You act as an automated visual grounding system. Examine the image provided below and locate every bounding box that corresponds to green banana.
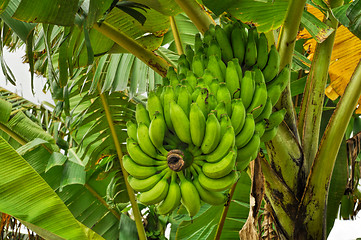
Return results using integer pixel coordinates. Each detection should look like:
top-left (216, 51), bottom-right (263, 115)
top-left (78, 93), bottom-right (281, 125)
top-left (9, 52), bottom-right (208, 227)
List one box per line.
top-left (126, 138), bottom-right (166, 166)
top-left (136, 103), bottom-right (151, 127)
top-left (244, 27), bottom-right (258, 67)
top-left (122, 155), bottom-right (167, 179)
top-left (202, 69), bottom-right (215, 86)
top-left (261, 125), bottom-right (279, 142)
top-left (192, 54), bottom-right (204, 77)
top-left (267, 64), bottom-right (290, 91)
top-left (196, 88), bottom-right (210, 118)
top-left (255, 120), bottom-right (266, 137)
top-left (147, 91), bottom-right (164, 119)
top-left (157, 171), bottom-right (182, 215)
top-left (126, 121), bottom-right (138, 141)
top-left (235, 113), bottom-right (255, 148)
top-left (200, 112), bottom-right (221, 154)
top-left (186, 71), bottom-right (198, 91)
top-left (215, 101), bottom-right (227, 120)
top-left (194, 164), bottom-right (238, 192)
top-left (206, 94), bottom-right (218, 114)
top-left (240, 71), bottom-right (255, 109)
top-left (178, 171), bottom-right (201, 217)
top-left (191, 166), bottom-right (228, 205)
top-left (216, 82), bottom-right (232, 116)
top-left (201, 125), bottom-right (235, 163)
top-left (178, 54), bottom-right (190, 70)
top-left (162, 86), bottom-right (176, 132)
top-left (247, 81), bottom-right (268, 119)
top-left (215, 25), bottom-right (234, 63)
top-left (200, 150), bottom-right (237, 179)
top-left (232, 58), bottom-right (243, 81)
top-left (220, 114), bottom-right (232, 139)
top-left (149, 111), bottom-right (168, 156)
top-left (225, 60), bottom-right (241, 98)
top-left (128, 168), bottom-right (168, 192)
top-left (266, 108), bottom-right (286, 130)
top-left (231, 99), bottom-right (246, 135)
top-left (185, 45), bottom-right (194, 65)
top-left (231, 23), bottom-right (246, 64)
top-left (203, 28), bottom-right (214, 46)
top-left (138, 170), bottom-right (171, 205)
top-left (194, 33), bottom-right (203, 53)
top-left (170, 101), bottom-right (192, 144)
top-left (267, 83), bottom-right (282, 106)
top-left (177, 85), bottom-right (192, 116)
top-left (137, 122), bottom-right (158, 158)
top-left (207, 39), bottom-right (222, 59)
top-left (167, 67), bottom-right (179, 89)
top-left (254, 97), bottom-right (272, 123)
top-left (191, 86), bottom-right (201, 103)
top-left (209, 78), bottom-right (220, 95)
top-left (189, 103), bottom-right (206, 147)
top-left (218, 57), bottom-right (227, 76)
top-left (236, 132), bottom-right (260, 163)
top-left (254, 67), bottom-right (265, 84)
top-left (262, 45), bottom-right (280, 82)
top-left (256, 32), bottom-right (269, 70)
top-left (207, 55), bottom-right (224, 82)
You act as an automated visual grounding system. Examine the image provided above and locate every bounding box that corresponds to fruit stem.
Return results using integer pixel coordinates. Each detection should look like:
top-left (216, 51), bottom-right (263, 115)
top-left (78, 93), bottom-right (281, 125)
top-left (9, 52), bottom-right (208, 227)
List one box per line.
top-left (170, 16), bottom-right (184, 55)
top-left (167, 149), bottom-right (185, 171)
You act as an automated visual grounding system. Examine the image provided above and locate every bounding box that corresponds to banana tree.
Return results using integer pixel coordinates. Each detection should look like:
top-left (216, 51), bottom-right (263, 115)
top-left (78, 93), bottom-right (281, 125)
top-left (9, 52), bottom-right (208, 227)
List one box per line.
top-left (1, 0), bottom-right (361, 239)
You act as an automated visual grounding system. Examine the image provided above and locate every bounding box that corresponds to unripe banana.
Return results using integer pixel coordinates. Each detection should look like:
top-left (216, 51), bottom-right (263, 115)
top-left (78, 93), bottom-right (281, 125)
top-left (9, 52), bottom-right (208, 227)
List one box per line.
top-left (128, 168), bottom-right (168, 192)
top-left (178, 54), bottom-right (190, 70)
top-left (231, 99), bottom-right (246, 135)
top-left (162, 86), bottom-right (176, 132)
top-left (207, 55), bottom-right (224, 82)
top-left (170, 101), bottom-right (192, 144)
top-left (216, 83), bottom-right (232, 116)
top-left (254, 97), bottom-right (272, 123)
top-left (202, 69), bottom-right (215, 86)
top-left (255, 120), bottom-right (266, 137)
top-left (137, 122), bottom-right (158, 158)
top-left (157, 172), bottom-right (182, 215)
top-left (262, 45), bottom-right (280, 82)
top-left (218, 57), bottom-right (227, 76)
top-left (189, 103), bottom-right (206, 147)
top-left (266, 108), bottom-right (286, 130)
top-left (136, 103), bottom-right (151, 127)
top-left (178, 171), bottom-right (201, 217)
top-left (149, 111), bottom-right (168, 156)
top-left (232, 58), bottom-right (243, 81)
top-left (207, 39), bottom-right (222, 60)
top-left (185, 45), bottom-right (194, 65)
top-left (147, 91), bottom-right (163, 119)
top-left (254, 67), bottom-right (265, 84)
top-left (215, 101), bottom-right (227, 120)
top-left (267, 83), bottom-right (282, 107)
top-left (215, 25), bottom-right (234, 63)
top-left (201, 112), bottom-right (221, 154)
top-left (247, 81), bottom-right (268, 119)
top-left (267, 64), bottom-right (290, 91)
top-left (186, 71), bottom-right (198, 91)
top-left (206, 94), bottom-right (218, 114)
top-left (126, 121), bottom-right (138, 141)
top-left (220, 114), bottom-right (232, 139)
top-left (191, 86), bottom-right (201, 102)
top-left (126, 138), bottom-right (166, 166)
top-left (235, 113), bottom-right (255, 148)
top-left (122, 155), bottom-right (167, 179)
top-left (196, 88), bottom-right (209, 118)
top-left (201, 125), bottom-right (235, 163)
top-left (190, 166), bottom-right (228, 205)
top-left (261, 125), bottom-right (279, 142)
top-left (244, 27), bottom-right (258, 67)
top-left (194, 164), bottom-right (238, 192)
top-left (236, 132), bottom-right (260, 163)
top-left (194, 33), bottom-right (203, 53)
top-left (225, 60), bottom-right (241, 98)
top-left (231, 23), bottom-right (247, 64)
top-left (177, 85), bottom-right (192, 116)
top-left (209, 78), bottom-right (220, 95)
top-left (203, 29), bottom-right (213, 46)
top-left (256, 32), bottom-right (269, 70)
top-left (240, 71), bottom-right (255, 109)
top-left (200, 150), bottom-right (237, 179)
top-left (138, 170), bottom-right (171, 205)
top-left (192, 54), bottom-right (204, 77)
top-left (167, 67), bottom-right (180, 89)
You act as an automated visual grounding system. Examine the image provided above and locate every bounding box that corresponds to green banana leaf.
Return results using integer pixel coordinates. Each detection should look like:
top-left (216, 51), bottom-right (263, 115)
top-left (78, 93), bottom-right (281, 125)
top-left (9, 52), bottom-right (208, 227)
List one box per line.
top-left (0, 135), bottom-right (104, 240)
top-left (333, 0), bottom-right (361, 40)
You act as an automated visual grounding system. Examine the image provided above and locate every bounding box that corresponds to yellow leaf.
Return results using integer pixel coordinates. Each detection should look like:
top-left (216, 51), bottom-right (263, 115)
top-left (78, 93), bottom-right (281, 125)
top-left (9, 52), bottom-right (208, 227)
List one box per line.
top-left (299, 5), bottom-right (361, 113)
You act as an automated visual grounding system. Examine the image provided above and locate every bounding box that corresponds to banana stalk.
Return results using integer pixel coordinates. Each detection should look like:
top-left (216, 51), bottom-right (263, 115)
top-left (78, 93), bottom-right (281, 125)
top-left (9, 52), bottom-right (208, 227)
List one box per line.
top-left (170, 16), bottom-right (184, 55)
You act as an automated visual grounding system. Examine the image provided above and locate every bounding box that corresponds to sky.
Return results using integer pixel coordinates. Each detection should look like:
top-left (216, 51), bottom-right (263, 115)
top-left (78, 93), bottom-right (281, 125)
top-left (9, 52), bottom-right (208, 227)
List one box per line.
top-left (1, 47), bottom-right (361, 240)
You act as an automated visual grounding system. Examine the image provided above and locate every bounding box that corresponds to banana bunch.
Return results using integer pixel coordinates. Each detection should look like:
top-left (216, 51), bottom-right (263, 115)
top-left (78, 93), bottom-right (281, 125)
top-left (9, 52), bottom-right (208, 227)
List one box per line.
top-left (123, 20), bottom-right (291, 218)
